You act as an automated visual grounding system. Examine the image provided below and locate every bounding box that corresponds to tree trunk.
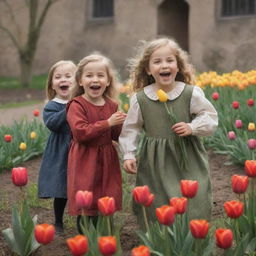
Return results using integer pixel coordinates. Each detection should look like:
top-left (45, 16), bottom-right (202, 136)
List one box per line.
top-left (19, 56), bottom-right (32, 88)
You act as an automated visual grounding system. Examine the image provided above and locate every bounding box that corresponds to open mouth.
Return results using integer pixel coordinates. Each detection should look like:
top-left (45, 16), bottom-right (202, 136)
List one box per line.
top-left (90, 85), bottom-right (101, 90)
top-left (159, 72), bottom-right (171, 77)
top-left (60, 85), bottom-right (69, 92)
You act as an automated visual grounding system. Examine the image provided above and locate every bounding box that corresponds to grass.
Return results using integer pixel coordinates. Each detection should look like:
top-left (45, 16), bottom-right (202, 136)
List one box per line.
top-left (0, 100), bottom-right (43, 109)
top-left (0, 74), bottom-right (47, 90)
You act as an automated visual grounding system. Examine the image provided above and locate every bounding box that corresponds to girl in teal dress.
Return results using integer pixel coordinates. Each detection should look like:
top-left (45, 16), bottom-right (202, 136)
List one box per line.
top-left (119, 37), bottom-right (218, 226)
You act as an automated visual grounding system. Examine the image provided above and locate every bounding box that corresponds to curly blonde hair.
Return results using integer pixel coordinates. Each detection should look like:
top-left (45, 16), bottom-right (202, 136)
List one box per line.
top-left (71, 53), bottom-right (120, 102)
top-left (46, 60), bottom-right (76, 100)
top-left (128, 37), bottom-right (195, 92)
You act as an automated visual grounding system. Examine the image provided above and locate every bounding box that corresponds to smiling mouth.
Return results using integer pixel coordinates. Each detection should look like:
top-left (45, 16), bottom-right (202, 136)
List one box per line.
top-left (60, 85), bottom-right (69, 91)
top-left (159, 72), bottom-right (171, 77)
top-left (90, 85), bottom-right (101, 90)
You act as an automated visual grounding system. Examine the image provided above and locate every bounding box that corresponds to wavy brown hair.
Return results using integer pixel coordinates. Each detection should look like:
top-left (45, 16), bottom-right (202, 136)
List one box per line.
top-left (71, 53), bottom-right (120, 102)
top-left (46, 60), bottom-right (76, 100)
top-left (128, 37), bottom-right (195, 92)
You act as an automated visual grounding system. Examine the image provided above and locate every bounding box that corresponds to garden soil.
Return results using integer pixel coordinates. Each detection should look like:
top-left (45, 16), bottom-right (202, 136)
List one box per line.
top-left (0, 89), bottom-right (245, 256)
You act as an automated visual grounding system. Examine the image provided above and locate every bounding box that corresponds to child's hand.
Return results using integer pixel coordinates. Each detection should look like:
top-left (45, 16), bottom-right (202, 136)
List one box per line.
top-left (171, 122), bottom-right (192, 137)
top-left (123, 159), bottom-right (137, 174)
top-left (108, 111), bottom-right (126, 126)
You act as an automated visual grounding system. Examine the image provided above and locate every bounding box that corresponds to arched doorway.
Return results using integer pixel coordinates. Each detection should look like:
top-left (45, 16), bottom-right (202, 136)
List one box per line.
top-left (157, 0), bottom-right (189, 51)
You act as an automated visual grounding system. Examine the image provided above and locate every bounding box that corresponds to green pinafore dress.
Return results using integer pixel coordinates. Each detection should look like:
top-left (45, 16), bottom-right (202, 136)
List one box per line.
top-left (134, 85), bottom-right (212, 227)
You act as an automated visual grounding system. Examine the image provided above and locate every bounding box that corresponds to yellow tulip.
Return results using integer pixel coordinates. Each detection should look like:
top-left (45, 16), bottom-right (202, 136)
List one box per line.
top-left (123, 103), bottom-right (129, 112)
top-left (248, 122), bottom-right (255, 131)
top-left (157, 89), bottom-right (168, 102)
top-left (30, 131), bottom-right (37, 139)
top-left (19, 142), bottom-right (27, 151)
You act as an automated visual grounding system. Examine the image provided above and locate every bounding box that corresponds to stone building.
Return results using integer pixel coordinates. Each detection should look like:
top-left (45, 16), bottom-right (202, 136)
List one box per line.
top-left (0, 0), bottom-right (255, 80)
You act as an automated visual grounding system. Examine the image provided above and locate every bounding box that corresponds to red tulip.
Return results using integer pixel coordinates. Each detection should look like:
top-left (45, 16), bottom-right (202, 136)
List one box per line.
top-left (227, 131), bottom-right (236, 140)
top-left (190, 219), bottom-right (209, 239)
top-left (224, 200), bottom-right (243, 219)
top-left (156, 205), bottom-right (175, 226)
top-left (133, 185), bottom-right (154, 207)
top-left (33, 109), bottom-right (40, 116)
top-left (180, 180), bottom-right (199, 198)
top-left (98, 197), bottom-right (116, 216)
top-left (247, 98), bottom-right (254, 107)
top-left (232, 101), bottom-right (239, 109)
top-left (34, 224), bottom-right (55, 245)
top-left (169, 197), bottom-right (187, 214)
top-left (11, 167), bottom-right (28, 186)
top-left (245, 160), bottom-right (256, 177)
top-left (67, 235), bottom-right (89, 256)
top-left (215, 228), bottom-right (233, 249)
top-left (231, 175), bottom-right (249, 194)
top-left (75, 190), bottom-right (93, 210)
top-left (235, 119), bottom-right (243, 129)
top-left (131, 245), bottom-right (150, 256)
top-left (212, 92), bottom-right (219, 101)
top-left (4, 134), bottom-right (12, 142)
top-left (248, 139), bottom-right (256, 150)
top-left (98, 236), bottom-right (117, 256)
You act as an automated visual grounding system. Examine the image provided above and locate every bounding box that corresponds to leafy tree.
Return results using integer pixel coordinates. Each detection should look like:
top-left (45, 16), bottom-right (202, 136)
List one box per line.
top-left (0, 0), bottom-right (59, 87)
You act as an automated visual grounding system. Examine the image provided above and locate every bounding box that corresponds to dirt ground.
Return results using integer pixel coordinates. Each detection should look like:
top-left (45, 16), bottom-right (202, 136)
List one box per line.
top-left (0, 88), bottom-right (246, 255)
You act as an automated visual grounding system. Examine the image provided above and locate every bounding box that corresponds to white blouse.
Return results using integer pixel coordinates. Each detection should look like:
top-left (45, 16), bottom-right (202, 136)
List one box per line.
top-left (119, 82), bottom-right (218, 160)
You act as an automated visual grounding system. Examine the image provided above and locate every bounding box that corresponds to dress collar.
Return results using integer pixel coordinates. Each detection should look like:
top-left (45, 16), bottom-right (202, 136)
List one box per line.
top-left (143, 81), bottom-right (186, 101)
top-left (52, 97), bottom-right (69, 104)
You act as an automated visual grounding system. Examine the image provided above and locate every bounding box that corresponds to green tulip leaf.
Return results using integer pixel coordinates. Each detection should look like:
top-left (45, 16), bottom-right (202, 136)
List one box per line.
top-left (2, 228), bottom-right (20, 255)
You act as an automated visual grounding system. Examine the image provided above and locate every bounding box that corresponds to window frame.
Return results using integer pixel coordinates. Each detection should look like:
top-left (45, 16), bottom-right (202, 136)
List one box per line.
top-left (87, 0), bottom-right (114, 22)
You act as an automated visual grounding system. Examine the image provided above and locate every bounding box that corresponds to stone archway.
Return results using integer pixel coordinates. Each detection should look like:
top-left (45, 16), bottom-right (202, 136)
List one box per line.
top-left (157, 0), bottom-right (189, 51)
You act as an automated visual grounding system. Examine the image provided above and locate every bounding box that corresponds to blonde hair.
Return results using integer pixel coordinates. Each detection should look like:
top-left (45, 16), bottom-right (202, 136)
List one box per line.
top-left (128, 37), bottom-right (195, 92)
top-left (71, 53), bottom-right (119, 101)
top-left (46, 60), bottom-right (76, 100)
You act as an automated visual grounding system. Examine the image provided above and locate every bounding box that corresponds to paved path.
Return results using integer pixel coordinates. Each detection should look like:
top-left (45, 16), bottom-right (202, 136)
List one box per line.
top-left (0, 102), bottom-right (45, 126)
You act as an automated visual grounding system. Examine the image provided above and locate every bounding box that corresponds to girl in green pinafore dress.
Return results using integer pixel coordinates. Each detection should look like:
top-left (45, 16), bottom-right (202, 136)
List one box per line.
top-left (119, 38), bottom-right (218, 227)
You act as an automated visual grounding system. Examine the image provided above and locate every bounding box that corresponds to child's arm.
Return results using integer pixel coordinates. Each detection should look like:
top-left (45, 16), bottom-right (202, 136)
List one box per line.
top-left (185, 86), bottom-right (218, 136)
top-left (43, 102), bottom-right (67, 132)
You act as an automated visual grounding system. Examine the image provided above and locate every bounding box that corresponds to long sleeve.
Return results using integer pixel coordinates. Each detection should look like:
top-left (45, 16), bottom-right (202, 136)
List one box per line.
top-left (119, 94), bottom-right (144, 160)
top-left (67, 100), bottom-right (110, 143)
top-left (43, 102), bottom-right (67, 132)
top-left (188, 86), bottom-right (218, 136)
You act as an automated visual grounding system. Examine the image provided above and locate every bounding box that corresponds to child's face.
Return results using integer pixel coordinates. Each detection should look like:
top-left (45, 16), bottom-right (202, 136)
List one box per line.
top-left (79, 61), bottom-right (110, 102)
top-left (147, 44), bottom-right (179, 91)
top-left (52, 63), bottom-right (75, 100)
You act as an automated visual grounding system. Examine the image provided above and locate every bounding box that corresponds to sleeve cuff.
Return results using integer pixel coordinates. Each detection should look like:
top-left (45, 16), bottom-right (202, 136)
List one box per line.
top-left (123, 152), bottom-right (136, 160)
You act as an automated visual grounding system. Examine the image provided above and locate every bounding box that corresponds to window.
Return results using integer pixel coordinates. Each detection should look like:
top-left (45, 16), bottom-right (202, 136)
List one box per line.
top-left (92, 0), bottom-right (114, 18)
top-left (221, 0), bottom-right (256, 17)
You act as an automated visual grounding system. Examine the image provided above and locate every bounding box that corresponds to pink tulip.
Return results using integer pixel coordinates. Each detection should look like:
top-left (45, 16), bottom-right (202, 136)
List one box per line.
top-left (228, 131), bottom-right (236, 140)
top-left (212, 92), bottom-right (219, 101)
top-left (235, 120), bottom-right (243, 129)
top-left (232, 101), bottom-right (239, 109)
top-left (75, 190), bottom-right (93, 210)
top-left (248, 139), bottom-right (256, 150)
top-left (247, 98), bottom-right (254, 107)
top-left (11, 167), bottom-right (28, 186)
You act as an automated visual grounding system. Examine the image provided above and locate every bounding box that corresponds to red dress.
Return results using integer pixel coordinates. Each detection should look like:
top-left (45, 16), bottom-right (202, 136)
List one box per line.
top-left (66, 96), bottom-right (122, 216)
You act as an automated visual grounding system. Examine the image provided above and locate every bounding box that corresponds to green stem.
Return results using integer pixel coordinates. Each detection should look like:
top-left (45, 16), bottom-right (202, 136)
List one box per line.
top-left (195, 239), bottom-right (202, 255)
top-left (142, 206), bottom-right (149, 234)
top-left (107, 216), bottom-right (112, 235)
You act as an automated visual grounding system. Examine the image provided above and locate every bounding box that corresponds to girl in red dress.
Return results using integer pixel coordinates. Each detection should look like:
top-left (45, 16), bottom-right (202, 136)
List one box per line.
top-left (66, 53), bottom-right (126, 232)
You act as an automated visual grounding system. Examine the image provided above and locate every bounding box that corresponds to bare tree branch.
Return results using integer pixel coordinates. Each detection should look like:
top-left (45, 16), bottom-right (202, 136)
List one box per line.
top-left (0, 25), bottom-right (21, 51)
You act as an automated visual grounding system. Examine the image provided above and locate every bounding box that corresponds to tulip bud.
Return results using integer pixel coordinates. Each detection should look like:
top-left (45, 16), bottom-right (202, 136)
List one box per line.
top-left (11, 167), bottom-right (28, 186)
top-left (133, 185), bottom-right (154, 207)
top-left (98, 236), bottom-right (117, 256)
top-left (34, 223), bottom-right (55, 245)
top-left (212, 92), bottom-right (219, 101)
top-left (30, 131), bottom-right (37, 139)
top-left (235, 120), bottom-right (243, 129)
top-left (131, 245), bottom-right (150, 256)
top-left (157, 89), bottom-right (168, 102)
top-left (4, 134), bottom-right (12, 142)
top-left (67, 235), bottom-right (89, 256)
top-left (75, 190), bottom-right (93, 210)
top-left (156, 205), bottom-right (175, 226)
top-left (232, 101), bottom-right (239, 109)
top-left (224, 200), bottom-right (243, 219)
top-left (98, 196), bottom-right (116, 216)
top-left (123, 103), bottom-right (129, 112)
top-left (231, 175), bottom-right (249, 194)
top-left (169, 197), bottom-right (187, 214)
top-left (180, 180), bottom-right (199, 198)
top-left (19, 142), bottom-right (27, 151)
top-left (215, 228), bottom-right (233, 249)
top-left (190, 219), bottom-right (209, 239)
top-left (247, 98), bottom-right (254, 107)
top-left (248, 139), bottom-right (256, 150)
top-left (248, 122), bottom-right (255, 131)
top-left (245, 160), bottom-right (256, 177)
top-left (227, 131), bottom-right (236, 140)
top-left (33, 109), bottom-right (40, 116)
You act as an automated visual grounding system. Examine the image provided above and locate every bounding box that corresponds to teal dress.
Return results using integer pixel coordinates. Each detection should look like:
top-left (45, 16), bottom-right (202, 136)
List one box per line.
top-left (134, 85), bottom-right (212, 226)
